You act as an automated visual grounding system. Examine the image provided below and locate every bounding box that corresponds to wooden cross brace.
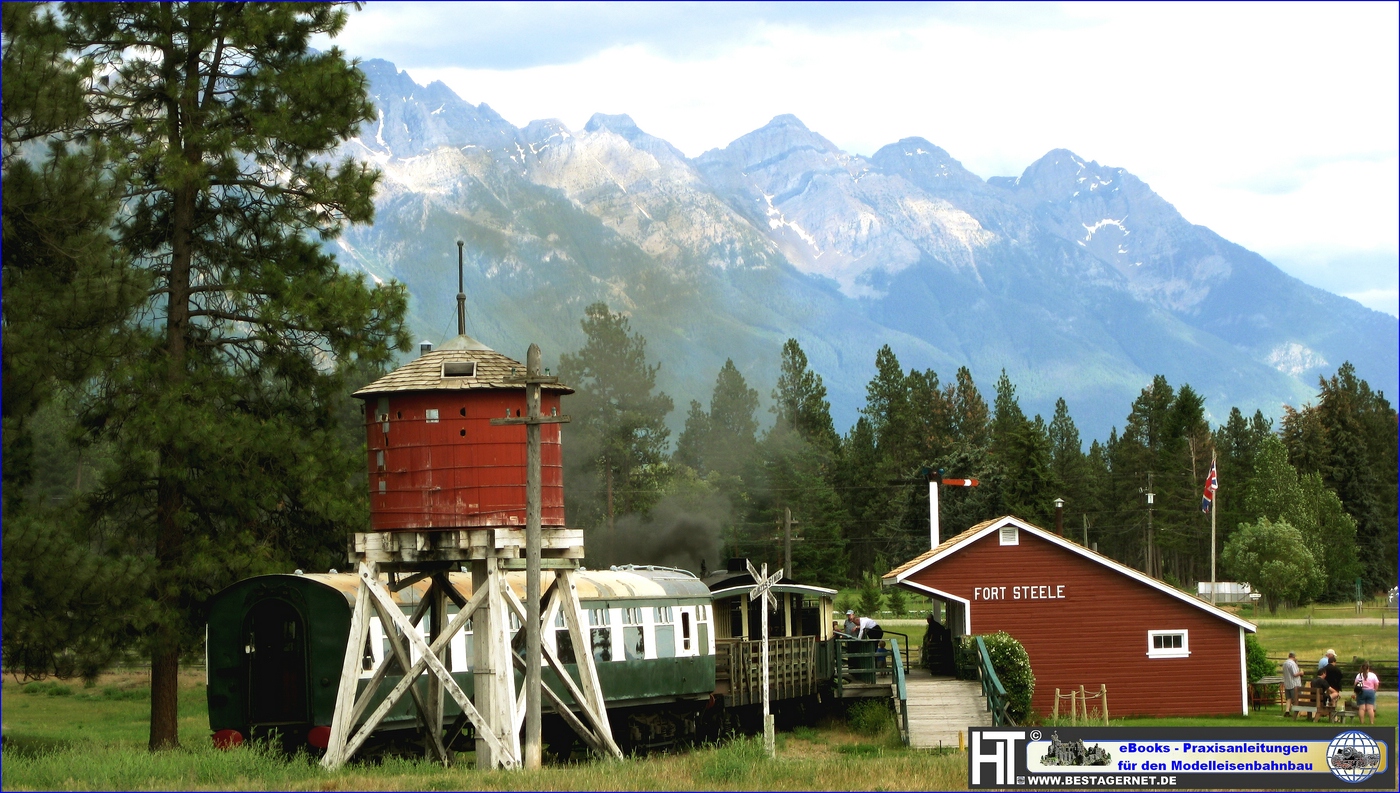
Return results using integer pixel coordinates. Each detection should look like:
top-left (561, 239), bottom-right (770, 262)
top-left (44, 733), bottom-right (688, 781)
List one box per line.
top-left (321, 561), bottom-right (621, 770)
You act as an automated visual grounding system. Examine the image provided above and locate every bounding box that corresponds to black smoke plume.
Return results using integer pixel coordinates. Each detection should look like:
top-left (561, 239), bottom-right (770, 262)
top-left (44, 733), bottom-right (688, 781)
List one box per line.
top-left (583, 492), bottom-right (729, 575)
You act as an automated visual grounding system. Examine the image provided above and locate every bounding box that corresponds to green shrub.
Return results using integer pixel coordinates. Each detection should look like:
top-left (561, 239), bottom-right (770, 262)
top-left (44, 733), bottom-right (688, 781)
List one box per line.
top-left (977, 631), bottom-right (1035, 724)
top-left (22, 681), bottom-right (74, 697)
top-left (1245, 634), bottom-right (1275, 683)
top-left (953, 635), bottom-right (979, 680)
top-left (847, 700), bottom-right (894, 737)
top-left (887, 587), bottom-right (908, 617)
top-left (857, 573), bottom-right (885, 616)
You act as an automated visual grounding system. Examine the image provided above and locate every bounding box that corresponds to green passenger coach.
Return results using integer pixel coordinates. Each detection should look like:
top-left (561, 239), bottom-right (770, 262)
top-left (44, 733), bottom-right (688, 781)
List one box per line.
top-left (206, 565), bottom-right (717, 755)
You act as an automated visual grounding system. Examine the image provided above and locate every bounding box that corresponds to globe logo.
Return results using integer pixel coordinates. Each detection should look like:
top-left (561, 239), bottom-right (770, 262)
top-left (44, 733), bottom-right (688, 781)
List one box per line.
top-left (1327, 730), bottom-right (1382, 783)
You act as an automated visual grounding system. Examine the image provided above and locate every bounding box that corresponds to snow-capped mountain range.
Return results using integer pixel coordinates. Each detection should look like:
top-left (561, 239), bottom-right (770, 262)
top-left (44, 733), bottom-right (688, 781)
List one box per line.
top-left (333, 59), bottom-right (1397, 438)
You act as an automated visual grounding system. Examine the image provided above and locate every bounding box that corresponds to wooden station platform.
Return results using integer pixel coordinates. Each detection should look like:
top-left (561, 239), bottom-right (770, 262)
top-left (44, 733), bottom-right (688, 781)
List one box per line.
top-left (902, 668), bottom-right (991, 749)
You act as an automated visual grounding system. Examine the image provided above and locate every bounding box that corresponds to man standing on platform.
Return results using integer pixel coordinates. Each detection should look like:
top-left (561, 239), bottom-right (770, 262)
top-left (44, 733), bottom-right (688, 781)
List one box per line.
top-left (1282, 652), bottom-right (1301, 714)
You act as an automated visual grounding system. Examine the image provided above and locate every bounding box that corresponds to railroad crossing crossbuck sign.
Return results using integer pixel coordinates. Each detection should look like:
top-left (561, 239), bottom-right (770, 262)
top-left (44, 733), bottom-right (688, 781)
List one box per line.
top-left (747, 561), bottom-right (783, 759)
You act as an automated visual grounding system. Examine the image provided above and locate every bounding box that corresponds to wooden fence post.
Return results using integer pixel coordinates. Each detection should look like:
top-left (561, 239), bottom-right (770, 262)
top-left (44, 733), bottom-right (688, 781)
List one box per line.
top-left (1101, 684), bottom-right (1109, 725)
top-left (1053, 688), bottom-right (1060, 721)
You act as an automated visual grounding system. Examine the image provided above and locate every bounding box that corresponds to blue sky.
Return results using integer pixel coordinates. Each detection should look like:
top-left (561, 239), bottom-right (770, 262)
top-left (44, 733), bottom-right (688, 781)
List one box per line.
top-left (320, 1), bottom-right (1399, 315)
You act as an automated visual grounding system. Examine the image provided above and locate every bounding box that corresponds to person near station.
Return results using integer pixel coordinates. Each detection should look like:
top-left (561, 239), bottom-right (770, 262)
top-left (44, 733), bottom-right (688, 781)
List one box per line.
top-left (1322, 655), bottom-right (1343, 707)
top-left (842, 609), bottom-right (861, 637)
top-left (1355, 661), bottom-right (1381, 725)
top-left (852, 611), bottom-right (883, 640)
top-left (1310, 667), bottom-right (1333, 711)
top-left (1318, 648), bottom-right (1337, 672)
top-left (1281, 651), bottom-right (1302, 714)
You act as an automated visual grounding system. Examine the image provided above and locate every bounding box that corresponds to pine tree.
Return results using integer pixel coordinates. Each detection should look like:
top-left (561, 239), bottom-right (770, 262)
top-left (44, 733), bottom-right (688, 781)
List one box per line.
top-left (951, 366), bottom-right (991, 450)
top-left (771, 338), bottom-right (838, 448)
top-left (62, 3), bottom-right (409, 749)
top-left (558, 302), bottom-right (674, 527)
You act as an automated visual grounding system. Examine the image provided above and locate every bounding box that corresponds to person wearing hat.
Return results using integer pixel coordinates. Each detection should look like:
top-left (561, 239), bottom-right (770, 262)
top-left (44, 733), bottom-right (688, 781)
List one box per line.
top-left (1281, 652), bottom-right (1301, 714)
top-left (842, 609), bottom-right (861, 637)
top-left (1318, 648), bottom-right (1336, 672)
top-left (848, 610), bottom-right (883, 640)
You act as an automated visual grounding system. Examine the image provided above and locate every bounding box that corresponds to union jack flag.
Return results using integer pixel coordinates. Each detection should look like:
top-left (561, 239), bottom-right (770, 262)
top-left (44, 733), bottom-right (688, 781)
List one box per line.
top-left (1200, 460), bottom-right (1218, 513)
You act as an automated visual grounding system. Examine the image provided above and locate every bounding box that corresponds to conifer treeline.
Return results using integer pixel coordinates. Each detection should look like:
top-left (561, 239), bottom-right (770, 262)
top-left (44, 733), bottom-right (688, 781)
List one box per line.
top-left (559, 304), bottom-right (1398, 598)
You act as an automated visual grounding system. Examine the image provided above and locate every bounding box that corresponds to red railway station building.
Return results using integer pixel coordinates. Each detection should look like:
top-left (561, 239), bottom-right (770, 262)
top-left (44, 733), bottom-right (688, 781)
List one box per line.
top-left (884, 515), bottom-right (1257, 718)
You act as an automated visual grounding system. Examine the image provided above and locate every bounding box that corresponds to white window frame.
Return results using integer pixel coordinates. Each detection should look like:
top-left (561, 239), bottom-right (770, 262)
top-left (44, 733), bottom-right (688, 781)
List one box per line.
top-left (1147, 629), bottom-right (1190, 658)
top-left (999, 525), bottom-right (1019, 546)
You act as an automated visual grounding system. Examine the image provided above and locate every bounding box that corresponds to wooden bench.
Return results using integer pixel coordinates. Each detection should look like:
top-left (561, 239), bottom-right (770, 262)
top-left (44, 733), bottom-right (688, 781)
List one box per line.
top-left (1291, 687), bottom-right (1334, 721)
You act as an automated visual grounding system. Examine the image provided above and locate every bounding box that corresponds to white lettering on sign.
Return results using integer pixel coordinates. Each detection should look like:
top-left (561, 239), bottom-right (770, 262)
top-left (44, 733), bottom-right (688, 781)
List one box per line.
top-left (974, 585), bottom-right (1067, 601)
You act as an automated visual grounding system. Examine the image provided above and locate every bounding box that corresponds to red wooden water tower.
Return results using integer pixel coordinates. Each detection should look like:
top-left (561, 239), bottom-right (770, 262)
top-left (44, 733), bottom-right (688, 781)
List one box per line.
top-left (353, 335), bottom-right (572, 531)
top-left (321, 245), bottom-right (617, 774)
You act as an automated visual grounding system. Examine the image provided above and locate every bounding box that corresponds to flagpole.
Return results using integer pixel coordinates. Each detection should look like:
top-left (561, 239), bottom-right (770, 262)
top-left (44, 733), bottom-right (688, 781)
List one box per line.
top-left (1210, 451), bottom-right (1217, 606)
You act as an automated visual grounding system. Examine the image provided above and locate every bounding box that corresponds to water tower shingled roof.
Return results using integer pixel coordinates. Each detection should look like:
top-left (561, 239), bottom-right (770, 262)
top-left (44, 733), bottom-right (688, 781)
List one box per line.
top-left (353, 334), bottom-right (575, 398)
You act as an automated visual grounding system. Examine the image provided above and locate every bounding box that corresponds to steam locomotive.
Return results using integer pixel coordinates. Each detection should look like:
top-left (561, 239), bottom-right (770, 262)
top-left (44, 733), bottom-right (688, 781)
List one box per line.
top-left (205, 559), bottom-right (872, 758)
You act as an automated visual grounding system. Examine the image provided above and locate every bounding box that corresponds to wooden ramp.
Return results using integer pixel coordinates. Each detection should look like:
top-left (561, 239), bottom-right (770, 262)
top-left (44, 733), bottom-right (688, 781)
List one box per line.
top-left (902, 668), bottom-right (991, 750)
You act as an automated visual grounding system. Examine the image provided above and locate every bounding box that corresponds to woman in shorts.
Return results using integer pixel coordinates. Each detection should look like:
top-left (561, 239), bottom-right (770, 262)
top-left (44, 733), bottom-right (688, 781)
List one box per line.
top-left (1355, 661), bottom-right (1381, 725)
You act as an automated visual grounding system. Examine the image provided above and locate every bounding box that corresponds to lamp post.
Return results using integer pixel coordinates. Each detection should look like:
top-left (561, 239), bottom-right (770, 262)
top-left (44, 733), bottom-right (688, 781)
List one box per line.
top-left (1054, 497), bottom-right (1065, 536)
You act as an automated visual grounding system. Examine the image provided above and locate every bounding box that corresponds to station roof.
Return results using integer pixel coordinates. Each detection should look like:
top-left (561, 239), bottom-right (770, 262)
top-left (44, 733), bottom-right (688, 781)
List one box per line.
top-left (353, 334), bottom-right (574, 398)
top-left (883, 515), bottom-right (1257, 632)
top-left (702, 568), bottom-right (838, 601)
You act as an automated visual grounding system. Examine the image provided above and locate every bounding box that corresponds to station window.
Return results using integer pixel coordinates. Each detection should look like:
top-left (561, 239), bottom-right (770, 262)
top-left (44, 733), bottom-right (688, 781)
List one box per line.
top-left (1147, 630), bottom-right (1189, 659)
top-left (425, 409), bottom-right (439, 423)
top-left (999, 525), bottom-right (1019, 545)
top-left (622, 608), bottom-right (645, 661)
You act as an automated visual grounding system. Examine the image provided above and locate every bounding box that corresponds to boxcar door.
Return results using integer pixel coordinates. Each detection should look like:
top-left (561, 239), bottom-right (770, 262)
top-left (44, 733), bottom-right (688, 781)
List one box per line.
top-left (244, 599), bottom-right (310, 728)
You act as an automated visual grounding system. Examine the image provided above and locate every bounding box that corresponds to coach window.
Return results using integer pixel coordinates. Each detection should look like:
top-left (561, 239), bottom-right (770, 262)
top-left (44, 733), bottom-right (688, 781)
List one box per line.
top-left (589, 608), bottom-right (612, 663)
top-left (1147, 629), bottom-right (1189, 658)
top-left (622, 608), bottom-right (646, 661)
top-left (654, 606), bottom-right (676, 658)
top-left (553, 610), bottom-right (576, 665)
top-left (681, 610), bottom-right (693, 654)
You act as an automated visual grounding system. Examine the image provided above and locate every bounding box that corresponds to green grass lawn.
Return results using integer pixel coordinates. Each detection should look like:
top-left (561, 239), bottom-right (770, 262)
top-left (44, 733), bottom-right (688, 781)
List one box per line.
top-left (1253, 622), bottom-right (1398, 666)
top-left (0, 671), bottom-right (965, 791)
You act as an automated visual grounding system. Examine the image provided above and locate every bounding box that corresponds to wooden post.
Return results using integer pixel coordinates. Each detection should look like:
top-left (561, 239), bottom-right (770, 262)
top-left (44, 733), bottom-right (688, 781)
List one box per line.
top-left (1079, 684), bottom-right (1087, 726)
top-left (493, 350), bottom-right (571, 770)
top-left (748, 561), bottom-right (782, 759)
top-left (524, 344), bottom-right (543, 770)
top-left (1101, 684), bottom-right (1109, 725)
top-left (323, 560), bottom-right (374, 768)
top-left (427, 577), bottom-right (447, 760)
top-left (784, 507), bottom-right (793, 581)
top-left (1053, 688), bottom-right (1060, 722)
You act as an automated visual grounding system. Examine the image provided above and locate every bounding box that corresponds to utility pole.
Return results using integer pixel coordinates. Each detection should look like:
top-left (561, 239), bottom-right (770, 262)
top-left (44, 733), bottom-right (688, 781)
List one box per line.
top-left (497, 345), bottom-right (570, 769)
top-left (784, 507), bottom-right (794, 580)
top-left (1145, 472), bottom-right (1155, 579)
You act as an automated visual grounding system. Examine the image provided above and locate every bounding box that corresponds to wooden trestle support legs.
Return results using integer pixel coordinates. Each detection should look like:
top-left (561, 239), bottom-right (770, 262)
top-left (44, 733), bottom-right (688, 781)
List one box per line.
top-left (320, 539), bottom-right (622, 770)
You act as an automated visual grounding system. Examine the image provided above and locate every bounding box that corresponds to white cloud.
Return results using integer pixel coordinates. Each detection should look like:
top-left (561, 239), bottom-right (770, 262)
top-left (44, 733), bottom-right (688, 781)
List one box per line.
top-left (332, 2), bottom-right (1399, 305)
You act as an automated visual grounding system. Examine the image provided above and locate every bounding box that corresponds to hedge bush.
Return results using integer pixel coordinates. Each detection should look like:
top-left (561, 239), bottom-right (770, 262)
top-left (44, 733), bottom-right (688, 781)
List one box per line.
top-left (1245, 634), bottom-right (1275, 683)
top-left (977, 631), bottom-right (1036, 724)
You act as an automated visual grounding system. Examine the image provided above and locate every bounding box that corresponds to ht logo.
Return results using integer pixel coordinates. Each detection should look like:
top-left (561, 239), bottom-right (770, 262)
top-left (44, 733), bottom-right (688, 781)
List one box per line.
top-left (970, 729), bottom-right (1027, 786)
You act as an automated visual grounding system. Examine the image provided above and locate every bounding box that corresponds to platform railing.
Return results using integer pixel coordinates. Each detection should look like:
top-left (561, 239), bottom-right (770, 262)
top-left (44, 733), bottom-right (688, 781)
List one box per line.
top-left (975, 635), bottom-right (1015, 727)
